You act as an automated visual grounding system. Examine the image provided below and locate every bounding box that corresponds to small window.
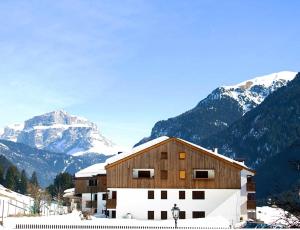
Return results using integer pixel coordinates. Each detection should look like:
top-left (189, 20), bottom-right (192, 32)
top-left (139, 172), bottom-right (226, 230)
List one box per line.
top-left (161, 170), bottom-right (168, 180)
top-left (148, 211), bottom-right (154, 220)
top-left (179, 152), bottom-right (186, 159)
top-left (193, 170), bottom-right (214, 179)
top-left (112, 191), bottom-right (117, 199)
top-left (138, 170), bottom-right (151, 178)
top-left (102, 194), bottom-right (107, 200)
top-left (88, 179), bottom-right (97, 187)
top-left (196, 171), bottom-right (208, 178)
top-left (192, 191), bottom-right (205, 199)
top-left (192, 211), bottom-right (205, 218)
top-left (161, 152), bottom-right (168, 159)
top-left (247, 193), bottom-right (256, 201)
top-left (161, 211), bottom-right (167, 220)
top-left (148, 190), bottom-right (154, 199)
top-left (94, 194), bottom-right (97, 201)
top-left (179, 191), bottom-right (185, 199)
top-left (179, 211), bottom-right (186, 219)
top-left (161, 191), bottom-right (167, 199)
top-left (112, 210), bottom-right (116, 218)
top-left (133, 169), bottom-right (154, 178)
top-left (179, 170), bottom-right (186, 179)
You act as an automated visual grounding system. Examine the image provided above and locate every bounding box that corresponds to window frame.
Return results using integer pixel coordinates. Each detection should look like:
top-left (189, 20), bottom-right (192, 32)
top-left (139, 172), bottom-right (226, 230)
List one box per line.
top-left (161, 190), bottom-right (167, 199)
top-left (192, 191), bottom-right (205, 200)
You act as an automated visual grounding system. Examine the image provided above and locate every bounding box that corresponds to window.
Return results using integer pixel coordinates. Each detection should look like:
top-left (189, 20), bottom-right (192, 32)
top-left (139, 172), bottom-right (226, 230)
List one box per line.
top-left (179, 211), bottom-right (186, 219)
top-left (94, 194), bottom-right (97, 201)
top-left (112, 191), bottom-right (117, 199)
top-left (192, 191), bottom-right (205, 199)
top-left (179, 170), bottom-right (186, 179)
top-left (112, 210), bottom-right (116, 218)
top-left (179, 152), bottom-right (186, 159)
top-left (161, 170), bottom-right (168, 180)
top-left (133, 169), bottom-right (154, 178)
top-left (148, 190), bottom-right (154, 199)
top-left (192, 211), bottom-right (205, 218)
top-left (148, 211), bottom-right (154, 220)
top-left (161, 211), bottom-right (167, 220)
top-left (161, 152), bottom-right (168, 159)
top-left (179, 191), bottom-right (185, 199)
top-left (247, 193), bottom-right (256, 201)
top-left (161, 191), bottom-right (167, 199)
top-left (193, 170), bottom-right (215, 179)
top-left (102, 194), bottom-right (107, 200)
top-left (88, 179), bottom-right (97, 187)
top-left (138, 170), bottom-right (151, 178)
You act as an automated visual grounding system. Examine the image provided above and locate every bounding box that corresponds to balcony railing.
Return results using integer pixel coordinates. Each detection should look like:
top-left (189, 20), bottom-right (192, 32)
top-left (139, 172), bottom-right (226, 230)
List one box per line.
top-left (247, 200), bottom-right (256, 210)
top-left (106, 199), bottom-right (117, 209)
top-left (246, 182), bottom-right (256, 192)
top-left (86, 201), bottom-right (97, 208)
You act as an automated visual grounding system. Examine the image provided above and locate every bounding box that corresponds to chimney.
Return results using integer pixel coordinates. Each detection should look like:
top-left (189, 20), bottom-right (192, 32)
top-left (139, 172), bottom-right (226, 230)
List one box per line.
top-left (214, 148), bottom-right (218, 154)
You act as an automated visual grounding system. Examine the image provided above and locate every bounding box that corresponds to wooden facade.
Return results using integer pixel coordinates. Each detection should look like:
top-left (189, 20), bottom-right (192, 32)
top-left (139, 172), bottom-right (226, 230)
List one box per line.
top-left (106, 138), bottom-right (243, 189)
top-left (75, 175), bottom-right (107, 194)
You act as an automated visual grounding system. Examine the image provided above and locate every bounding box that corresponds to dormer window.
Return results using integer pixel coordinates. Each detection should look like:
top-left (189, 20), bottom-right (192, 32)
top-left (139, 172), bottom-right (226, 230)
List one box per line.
top-left (133, 169), bottom-right (154, 179)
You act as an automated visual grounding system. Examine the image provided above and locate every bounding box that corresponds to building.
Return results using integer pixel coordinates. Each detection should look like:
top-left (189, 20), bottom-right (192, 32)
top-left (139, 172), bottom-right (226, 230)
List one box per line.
top-left (74, 163), bottom-right (107, 215)
top-left (75, 136), bottom-right (256, 224)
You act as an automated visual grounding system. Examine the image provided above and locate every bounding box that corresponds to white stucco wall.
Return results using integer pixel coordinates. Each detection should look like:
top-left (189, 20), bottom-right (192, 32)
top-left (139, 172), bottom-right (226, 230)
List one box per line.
top-left (107, 188), bottom-right (242, 224)
top-left (81, 192), bottom-right (106, 214)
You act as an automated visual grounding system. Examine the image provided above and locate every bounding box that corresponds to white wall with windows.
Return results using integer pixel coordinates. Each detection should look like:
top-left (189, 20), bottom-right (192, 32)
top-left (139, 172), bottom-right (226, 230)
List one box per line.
top-left (107, 188), bottom-right (243, 224)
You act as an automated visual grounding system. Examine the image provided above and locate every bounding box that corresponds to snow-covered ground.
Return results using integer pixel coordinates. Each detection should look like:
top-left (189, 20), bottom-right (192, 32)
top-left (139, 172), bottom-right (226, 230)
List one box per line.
top-left (256, 206), bottom-right (298, 227)
top-left (1, 206), bottom-right (298, 229)
top-left (2, 210), bottom-right (230, 229)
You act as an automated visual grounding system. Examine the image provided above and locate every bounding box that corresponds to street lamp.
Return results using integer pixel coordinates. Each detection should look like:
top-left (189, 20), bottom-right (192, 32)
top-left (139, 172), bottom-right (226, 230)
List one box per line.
top-left (171, 203), bottom-right (180, 228)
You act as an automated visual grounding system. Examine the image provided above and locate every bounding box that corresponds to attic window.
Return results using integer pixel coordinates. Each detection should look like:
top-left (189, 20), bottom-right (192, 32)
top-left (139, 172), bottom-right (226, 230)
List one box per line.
top-left (161, 152), bottom-right (168, 159)
top-left (193, 170), bottom-right (214, 179)
top-left (179, 152), bottom-right (186, 159)
top-left (133, 169), bottom-right (154, 179)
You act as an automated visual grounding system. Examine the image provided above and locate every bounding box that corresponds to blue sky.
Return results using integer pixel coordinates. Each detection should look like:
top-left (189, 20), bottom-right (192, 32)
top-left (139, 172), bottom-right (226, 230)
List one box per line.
top-left (0, 0), bottom-right (299, 147)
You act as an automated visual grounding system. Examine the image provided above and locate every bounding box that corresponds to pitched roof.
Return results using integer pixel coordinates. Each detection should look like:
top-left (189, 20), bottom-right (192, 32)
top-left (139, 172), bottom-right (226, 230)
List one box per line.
top-left (105, 136), bottom-right (255, 173)
top-left (75, 163), bottom-right (106, 178)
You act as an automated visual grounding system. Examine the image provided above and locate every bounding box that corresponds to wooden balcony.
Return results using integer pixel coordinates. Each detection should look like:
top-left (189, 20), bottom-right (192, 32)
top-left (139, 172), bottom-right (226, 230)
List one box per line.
top-left (246, 182), bottom-right (256, 192)
top-left (86, 201), bottom-right (97, 208)
top-left (106, 199), bottom-right (116, 209)
top-left (247, 200), bottom-right (256, 210)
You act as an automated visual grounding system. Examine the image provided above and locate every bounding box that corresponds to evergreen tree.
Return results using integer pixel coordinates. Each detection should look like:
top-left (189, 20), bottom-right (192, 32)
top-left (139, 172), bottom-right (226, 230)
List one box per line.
top-left (0, 165), bottom-right (4, 185)
top-left (47, 172), bottom-right (74, 199)
top-left (30, 171), bottom-right (39, 187)
top-left (5, 165), bottom-right (20, 190)
top-left (19, 169), bottom-right (28, 194)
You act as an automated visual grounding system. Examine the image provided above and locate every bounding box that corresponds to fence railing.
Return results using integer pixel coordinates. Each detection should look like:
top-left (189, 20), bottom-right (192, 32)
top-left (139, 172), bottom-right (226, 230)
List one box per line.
top-left (15, 224), bottom-right (229, 229)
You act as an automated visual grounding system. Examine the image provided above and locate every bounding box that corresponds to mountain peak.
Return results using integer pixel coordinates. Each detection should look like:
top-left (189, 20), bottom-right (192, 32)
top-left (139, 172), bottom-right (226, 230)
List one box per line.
top-left (223, 71), bottom-right (297, 90)
top-left (0, 111), bottom-right (123, 156)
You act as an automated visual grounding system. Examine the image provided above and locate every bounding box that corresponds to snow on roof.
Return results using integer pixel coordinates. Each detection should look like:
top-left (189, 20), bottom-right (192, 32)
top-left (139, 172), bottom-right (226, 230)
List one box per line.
top-left (0, 184), bottom-right (33, 201)
top-left (105, 136), bottom-right (170, 165)
top-left (75, 163), bottom-right (107, 178)
top-left (64, 188), bottom-right (75, 194)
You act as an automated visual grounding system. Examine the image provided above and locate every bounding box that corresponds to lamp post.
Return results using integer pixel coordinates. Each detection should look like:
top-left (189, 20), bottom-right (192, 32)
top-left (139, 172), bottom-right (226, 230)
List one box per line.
top-left (171, 203), bottom-right (180, 228)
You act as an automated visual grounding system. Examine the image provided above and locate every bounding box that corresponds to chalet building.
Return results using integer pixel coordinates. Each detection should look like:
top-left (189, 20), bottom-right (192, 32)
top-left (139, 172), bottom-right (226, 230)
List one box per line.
top-left (75, 136), bottom-right (256, 224)
top-left (75, 163), bottom-right (107, 215)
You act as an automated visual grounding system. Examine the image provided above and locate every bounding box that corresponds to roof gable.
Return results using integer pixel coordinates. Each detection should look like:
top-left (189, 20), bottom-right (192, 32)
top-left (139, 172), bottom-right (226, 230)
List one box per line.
top-left (105, 136), bottom-right (255, 174)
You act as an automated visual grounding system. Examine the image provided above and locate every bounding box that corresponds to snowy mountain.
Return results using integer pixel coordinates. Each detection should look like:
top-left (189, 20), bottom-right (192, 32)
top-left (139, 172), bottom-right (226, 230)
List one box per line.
top-left (0, 110), bottom-right (123, 156)
top-left (136, 71), bottom-right (297, 146)
top-left (205, 71), bottom-right (297, 114)
top-left (0, 139), bottom-right (109, 187)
